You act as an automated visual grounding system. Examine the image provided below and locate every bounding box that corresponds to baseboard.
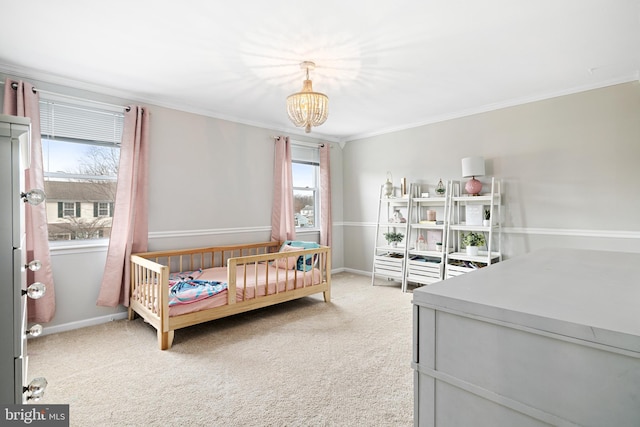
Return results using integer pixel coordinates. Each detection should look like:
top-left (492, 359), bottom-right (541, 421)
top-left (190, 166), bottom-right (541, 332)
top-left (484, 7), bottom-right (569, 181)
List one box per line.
top-left (37, 270), bottom-right (351, 337)
top-left (37, 312), bottom-right (129, 337)
top-left (341, 267), bottom-right (370, 276)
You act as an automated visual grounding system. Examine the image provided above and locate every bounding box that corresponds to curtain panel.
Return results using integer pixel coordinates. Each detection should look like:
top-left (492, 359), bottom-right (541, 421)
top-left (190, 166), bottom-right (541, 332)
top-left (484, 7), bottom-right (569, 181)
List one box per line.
top-left (319, 144), bottom-right (332, 247)
top-left (97, 106), bottom-right (149, 307)
top-left (271, 136), bottom-right (296, 242)
top-left (3, 78), bottom-right (57, 323)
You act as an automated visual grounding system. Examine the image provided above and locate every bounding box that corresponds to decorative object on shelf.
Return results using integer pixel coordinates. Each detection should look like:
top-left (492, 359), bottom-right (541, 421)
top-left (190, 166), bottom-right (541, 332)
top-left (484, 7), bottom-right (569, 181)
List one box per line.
top-left (461, 156), bottom-right (485, 196)
top-left (383, 231), bottom-right (404, 247)
top-left (462, 231), bottom-right (486, 256)
top-left (436, 242), bottom-right (443, 252)
top-left (426, 209), bottom-right (436, 221)
top-left (383, 171), bottom-right (394, 198)
top-left (390, 209), bottom-right (406, 223)
top-left (286, 61), bottom-right (329, 133)
top-left (401, 177), bottom-right (408, 196)
top-left (465, 204), bottom-right (484, 226)
top-left (483, 209), bottom-right (491, 227)
top-left (417, 233), bottom-right (426, 251)
top-left (436, 179), bottom-right (445, 196)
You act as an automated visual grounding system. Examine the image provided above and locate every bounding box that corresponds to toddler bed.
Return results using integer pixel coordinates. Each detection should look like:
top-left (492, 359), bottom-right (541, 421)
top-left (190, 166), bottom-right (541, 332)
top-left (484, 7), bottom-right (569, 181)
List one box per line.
top-left (129, 241), bottom-right (331, 349)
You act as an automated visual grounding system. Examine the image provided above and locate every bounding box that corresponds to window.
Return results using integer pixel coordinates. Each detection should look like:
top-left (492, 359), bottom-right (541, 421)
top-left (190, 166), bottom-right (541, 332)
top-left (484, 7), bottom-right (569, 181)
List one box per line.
top-left (95, 202), bottom-right (113, 217)
top-left (40, 99), bottom-right (123, 241)
top-left (60, 202), bottom-right (78, 218)
top-left (291, 143), bottom-right (320, 229)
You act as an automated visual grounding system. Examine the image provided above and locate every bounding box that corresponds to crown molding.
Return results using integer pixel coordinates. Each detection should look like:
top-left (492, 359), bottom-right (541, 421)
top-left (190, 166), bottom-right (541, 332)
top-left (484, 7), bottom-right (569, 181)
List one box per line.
top-left (0, 63), bottom-right (342, 143)
top-left (343, 74), bottom-right (639, 143)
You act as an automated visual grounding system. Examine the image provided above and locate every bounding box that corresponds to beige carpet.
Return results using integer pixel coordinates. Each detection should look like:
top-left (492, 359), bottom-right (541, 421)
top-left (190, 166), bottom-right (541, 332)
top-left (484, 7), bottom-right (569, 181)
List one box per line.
top-left (27, 273), bottom-right (415, 427)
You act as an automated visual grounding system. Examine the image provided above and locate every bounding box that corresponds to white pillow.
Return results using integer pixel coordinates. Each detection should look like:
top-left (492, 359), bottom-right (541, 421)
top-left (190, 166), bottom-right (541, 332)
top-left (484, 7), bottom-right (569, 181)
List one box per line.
top-left (274, 245), bottom-right (299, 270)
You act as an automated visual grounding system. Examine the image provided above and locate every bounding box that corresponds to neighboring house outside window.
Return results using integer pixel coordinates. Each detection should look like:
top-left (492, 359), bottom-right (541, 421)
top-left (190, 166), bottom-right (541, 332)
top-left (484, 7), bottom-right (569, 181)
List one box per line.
top-left (45, 181), bottom-right (117, 241)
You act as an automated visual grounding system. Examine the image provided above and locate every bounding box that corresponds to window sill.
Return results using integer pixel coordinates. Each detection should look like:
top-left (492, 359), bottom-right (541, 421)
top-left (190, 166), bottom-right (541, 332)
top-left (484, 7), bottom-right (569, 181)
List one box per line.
top-left (295, 228), bottom-right (320, 233)
top-left (49, 238), bottom-right (110, 255)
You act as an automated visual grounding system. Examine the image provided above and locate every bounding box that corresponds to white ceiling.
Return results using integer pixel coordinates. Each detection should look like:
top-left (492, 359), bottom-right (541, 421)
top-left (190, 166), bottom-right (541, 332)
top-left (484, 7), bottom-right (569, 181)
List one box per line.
top-left (1, 0), bottom-right (639, 142)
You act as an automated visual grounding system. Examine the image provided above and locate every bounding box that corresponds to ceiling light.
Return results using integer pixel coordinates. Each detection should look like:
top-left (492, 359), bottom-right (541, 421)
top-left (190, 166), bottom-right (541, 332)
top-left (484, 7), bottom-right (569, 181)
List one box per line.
top-left (286, 61), bottom-right (329, 133)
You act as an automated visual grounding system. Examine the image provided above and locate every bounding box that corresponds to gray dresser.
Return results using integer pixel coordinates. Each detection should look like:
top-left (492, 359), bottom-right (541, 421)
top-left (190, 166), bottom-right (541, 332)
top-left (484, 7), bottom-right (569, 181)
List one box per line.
top-left (412, 248), bottom-right (640, 426)
top-left (0, 114), bottom-right (47, 403)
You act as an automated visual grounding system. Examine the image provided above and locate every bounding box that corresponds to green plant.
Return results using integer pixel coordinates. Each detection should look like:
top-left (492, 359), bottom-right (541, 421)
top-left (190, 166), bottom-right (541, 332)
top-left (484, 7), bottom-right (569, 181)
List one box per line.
top-left (484, 209), bottom-right (491, 220)
top-left (462, 231), bottom-right (486, 247)
top-left (383, 231), bottom-right (404, 243)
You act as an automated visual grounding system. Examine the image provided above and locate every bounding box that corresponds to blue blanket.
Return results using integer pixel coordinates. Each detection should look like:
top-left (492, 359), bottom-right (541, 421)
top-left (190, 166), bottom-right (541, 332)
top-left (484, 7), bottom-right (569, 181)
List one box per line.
top-left (168, 270), bottom-right (227, 306)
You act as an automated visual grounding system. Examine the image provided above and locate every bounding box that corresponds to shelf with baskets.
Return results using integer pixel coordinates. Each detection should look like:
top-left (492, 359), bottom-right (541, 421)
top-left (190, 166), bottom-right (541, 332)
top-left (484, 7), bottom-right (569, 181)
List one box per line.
top-left (444, 177), bottom-right (502, 279)
top-left (404, 182), bottom-right (451, 290)
top-left (371, 184), bottom-right (410, 286)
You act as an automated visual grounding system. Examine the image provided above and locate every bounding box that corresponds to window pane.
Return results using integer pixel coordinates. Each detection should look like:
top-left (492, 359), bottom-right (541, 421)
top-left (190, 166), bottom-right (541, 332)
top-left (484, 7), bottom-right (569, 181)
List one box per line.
top-left (292, 162), bottom-right (315, 188)
top-left (98, 202), bottom-right (110, 216)
top-left (62, 202), bottom-right (75, 217)
top-left (294, 189), bottom-right (315, 228)
top-left (43, 139), bottom-right (119, 176)
top-left (43, 137), bottom-right (119, 241)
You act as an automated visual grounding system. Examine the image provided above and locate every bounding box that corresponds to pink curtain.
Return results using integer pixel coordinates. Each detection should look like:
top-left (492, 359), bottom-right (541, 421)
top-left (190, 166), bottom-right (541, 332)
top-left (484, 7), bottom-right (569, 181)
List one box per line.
top-left (3, 78), bottom-right (56, 322)
top-left (319, 144), bottom-right (332, 247)
top-left (271, 136), bottom-right (296, 242)
top-left (97, 106), bottom-right (150, 307)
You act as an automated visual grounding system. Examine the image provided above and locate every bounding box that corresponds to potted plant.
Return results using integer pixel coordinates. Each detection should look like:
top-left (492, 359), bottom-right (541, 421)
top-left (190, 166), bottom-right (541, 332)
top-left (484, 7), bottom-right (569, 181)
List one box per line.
top-left (461, 231), bottom-right (486, 256)
top-left (483, 209), bottom-right (491, 227)
top-left (383, 231), bottom-right (404, 247)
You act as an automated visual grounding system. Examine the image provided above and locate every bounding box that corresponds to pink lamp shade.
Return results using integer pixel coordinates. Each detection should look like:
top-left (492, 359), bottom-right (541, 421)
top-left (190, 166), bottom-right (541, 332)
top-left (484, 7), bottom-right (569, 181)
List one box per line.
top-left (461, 157), bottom-right (485, 196)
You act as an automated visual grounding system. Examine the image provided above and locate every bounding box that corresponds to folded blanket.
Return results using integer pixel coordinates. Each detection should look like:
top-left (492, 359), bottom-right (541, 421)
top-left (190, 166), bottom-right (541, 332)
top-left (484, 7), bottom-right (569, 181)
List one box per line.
top-left (281, 240), bottom-right (321, 271)
top-left (168, 269), bottom-right (227, 306)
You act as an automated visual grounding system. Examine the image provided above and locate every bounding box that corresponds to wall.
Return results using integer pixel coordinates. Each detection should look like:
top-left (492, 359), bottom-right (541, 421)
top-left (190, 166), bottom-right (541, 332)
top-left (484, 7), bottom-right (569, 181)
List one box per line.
top-left (3, 71), bottom-right (639, 332)
top-left (342, 81), bottom-right (640, 274)
top-left (1, 72), bottom-right (344, 333)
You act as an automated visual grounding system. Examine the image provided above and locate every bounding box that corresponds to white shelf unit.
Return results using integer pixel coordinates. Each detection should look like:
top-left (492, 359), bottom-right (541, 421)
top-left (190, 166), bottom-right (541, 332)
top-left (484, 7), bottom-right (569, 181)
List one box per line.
top-left (444, 177), bottom-right (502, 278)
top-left (371, 185), bottom-right (410, 288)
top-left (404, 183), bottom-right (451, 290)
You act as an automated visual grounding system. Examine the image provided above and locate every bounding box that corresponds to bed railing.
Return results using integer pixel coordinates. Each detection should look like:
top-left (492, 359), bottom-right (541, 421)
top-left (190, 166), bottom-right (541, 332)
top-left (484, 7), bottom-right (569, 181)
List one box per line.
top-left (227, 246), bottom-right (330, 304)
top-left (133, 241), bottom-right (281, 273)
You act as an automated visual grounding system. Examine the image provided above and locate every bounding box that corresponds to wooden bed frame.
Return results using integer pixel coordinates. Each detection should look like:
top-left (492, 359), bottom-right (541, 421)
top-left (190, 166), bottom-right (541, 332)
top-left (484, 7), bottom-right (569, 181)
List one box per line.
top-left (129, 241), bottom-right (331, 350)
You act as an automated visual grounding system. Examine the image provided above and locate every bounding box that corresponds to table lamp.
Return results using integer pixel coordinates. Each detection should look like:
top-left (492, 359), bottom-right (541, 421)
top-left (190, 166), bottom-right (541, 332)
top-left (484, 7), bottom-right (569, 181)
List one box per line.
top-left (461, 157), bottom-right (485, 196)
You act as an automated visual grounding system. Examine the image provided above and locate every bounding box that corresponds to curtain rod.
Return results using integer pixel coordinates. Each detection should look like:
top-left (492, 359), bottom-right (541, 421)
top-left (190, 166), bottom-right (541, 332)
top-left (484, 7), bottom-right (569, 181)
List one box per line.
top-left (1, 80), bottom-right (129, 112)
top-left (272, 136), bottom-right (325, 148)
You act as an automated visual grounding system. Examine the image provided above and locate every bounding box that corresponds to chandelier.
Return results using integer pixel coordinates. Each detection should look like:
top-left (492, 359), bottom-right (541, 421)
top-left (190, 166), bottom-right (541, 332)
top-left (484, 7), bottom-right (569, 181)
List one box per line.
top-left (286, 61), bottom-right (329, 133)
